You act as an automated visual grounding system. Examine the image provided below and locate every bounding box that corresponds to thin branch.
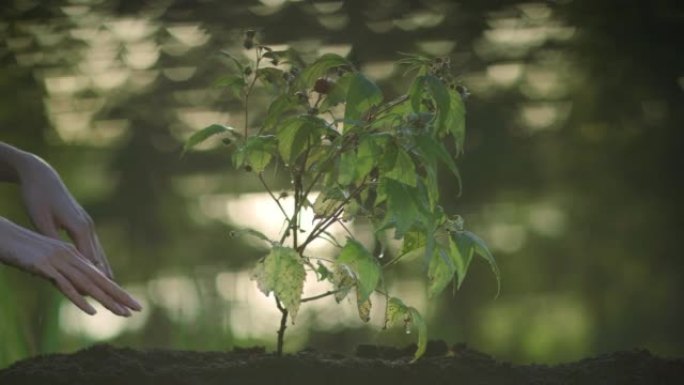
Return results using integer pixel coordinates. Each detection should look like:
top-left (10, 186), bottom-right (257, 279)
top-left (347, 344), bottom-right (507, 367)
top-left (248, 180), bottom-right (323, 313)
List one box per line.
top-left (301, 290), bottom-right (339, 303)
top-left (337, 219), bottom-right (354, 238)
top-left (258, 174), bottom-right (290, 224)
top-left (244, 47), bottom-right (263, 137)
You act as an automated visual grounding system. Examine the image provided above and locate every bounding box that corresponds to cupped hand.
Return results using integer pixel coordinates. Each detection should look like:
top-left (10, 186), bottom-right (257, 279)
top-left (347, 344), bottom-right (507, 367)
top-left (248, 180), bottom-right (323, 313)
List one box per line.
top-left (17, 155), bottom-right (113, 278)
top-left (0, 218), bottom-right (142, 316)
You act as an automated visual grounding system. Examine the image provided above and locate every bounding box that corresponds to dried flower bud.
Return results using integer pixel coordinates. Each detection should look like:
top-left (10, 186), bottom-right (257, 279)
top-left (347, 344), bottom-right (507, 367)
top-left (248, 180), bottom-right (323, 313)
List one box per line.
top-left (245, 29), bottom-right (256, 39)
top-left (313, 77), bottom-right (333, 94)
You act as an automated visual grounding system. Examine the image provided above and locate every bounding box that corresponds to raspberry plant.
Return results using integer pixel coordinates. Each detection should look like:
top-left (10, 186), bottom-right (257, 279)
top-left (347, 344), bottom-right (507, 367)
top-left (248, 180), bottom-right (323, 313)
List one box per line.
top-left (184, 31), bottom-right (500, 361)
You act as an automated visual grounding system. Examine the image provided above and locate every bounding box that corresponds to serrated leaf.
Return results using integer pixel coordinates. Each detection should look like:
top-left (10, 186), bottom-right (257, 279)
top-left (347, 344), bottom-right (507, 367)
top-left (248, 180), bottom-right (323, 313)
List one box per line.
top-left (264, 94), bottom-right (299, 131)
top-left (446, 88), bottom-right (466, 154)
top-left (400, 231), bottom-right (426, 256)
top-left (337, 150), bottom-right (357, 185)
top-left (230, 228), bottom-right (275, 245)
top-left (458, 230), bottom-right (500, 296)
top-left (385, 148), bottom-right (417, 187)
top-left (276, 115), bottom-right (327, 164)
top-left (384, 297), bottom-right (427, 361)
top-left (300, 53), bottom-right (351, 87)
top-left (220, 50), bottom-right (246, 72)
top-left (312, 187), bottom-right (345, 218)
top-left (356, 286), bottom-right (372, 322)
top-left (408, 307), bottom-right (427, 362)
top-left (320, 72), bottom-right (353, 110)
top-left (214, 75), bottom-right (246, 99)
top-left (414, 134), bottom-right (461, 187)
top-left (380, 179), bottom-right (420, 238)
top-left (384, 297), bottom-right (408, 328)
top-left (232, 135), bottom-right (277, 172)
top-left (183, 124), bottom-right (235, 154)
top-left (251, 246), bottom-right (305, 323)
top-left (337, 238), bottom-right (380, 304)
top-left (422, 75), bottom-right (451, 135)
top-left (332, 264), bottom-right (355, 302)
top-left (256, 67), bottom-right (286, 91)
top-left (344, 73), bottom-right (383, 130)
top-left (427, 245), bottom-right (455, 298)
top-left (355, 136), bottom-right (376, 182)
top-left (316, 261), bottom-right (332, 281)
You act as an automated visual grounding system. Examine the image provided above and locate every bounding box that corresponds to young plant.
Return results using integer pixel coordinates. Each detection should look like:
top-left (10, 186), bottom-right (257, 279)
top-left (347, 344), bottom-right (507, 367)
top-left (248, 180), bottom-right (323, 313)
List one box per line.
top-left (184, 30), bottom-right (500, 361)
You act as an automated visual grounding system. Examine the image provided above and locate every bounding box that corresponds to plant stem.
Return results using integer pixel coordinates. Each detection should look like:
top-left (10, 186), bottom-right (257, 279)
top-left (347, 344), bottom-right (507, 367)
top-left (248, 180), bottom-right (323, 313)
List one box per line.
top-left (275, 298), bottom-right (288, 356)
top-left (258, 174), bottom-right (290, 224)
top-left (244, 47), bottom-right (263, 137)
top-left (301, 290), bottom-right (339, 303)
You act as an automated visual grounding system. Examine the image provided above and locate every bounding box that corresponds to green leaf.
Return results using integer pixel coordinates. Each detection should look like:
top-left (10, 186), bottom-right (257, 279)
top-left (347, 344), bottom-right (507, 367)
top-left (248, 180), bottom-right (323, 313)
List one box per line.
top-left (337, 238), bottom-right (380, 304)
top-left (256, 67), bottom-right (286, 91)
top-left (312, 187), bottom-right (345, 218)
top-left (356, 286), bottom-right (372, 322)
top-left (427, 245), bottom-right (455, 298)
top-left (316, 261), bottom-right (332, 281)
top-left (380, 179), bottom-right (420, 238)
top-left (422, 75), bottom-right (451, 135)
top-left (214, 75), bottom-right (246, 99)
top-left (456, 231), bottom-right (500, 296)
top-left (355, 136), bottom-right (376, 182)
top-left (399, 231), bottom-right (426, 262)
top-left (338, 150), bottom-right (357, 185)
top-left (277, 115), bottom-right (327, 164)
top-left (384, 297), bottom-right (408, 328)
top-left (220, 50), bottom-right (246, 72)
top-left (229, 228), bottom-right (275, 246)
top-left (232, 135), bottom-right (277, 173)
top-left (264, 94), bottom-right (299, 131)
top-left (410, 76), bottom-right (466, 154)
top-left (320, 72), bottom-right (353, 110)
top-left (383, 297), bottom-right (427, 361)
top-left (385, 148), bottom-right (417, 187)
top-left (332, 264), bottom-right (355, 302)
top-left (414, 134), bottom-right (460, 180)
top-left (251, 246), bottom-right (306, 323)
top-left (300, 53), bottom-right (351, 88)
top-left (344, 73), bottom-right (383, 130)
top-left (446, 88), bottom-right (466, 154)
top-left (183, 124), bottom-right (235, 155)
top-left (408, 307), bottom-right (427, 362)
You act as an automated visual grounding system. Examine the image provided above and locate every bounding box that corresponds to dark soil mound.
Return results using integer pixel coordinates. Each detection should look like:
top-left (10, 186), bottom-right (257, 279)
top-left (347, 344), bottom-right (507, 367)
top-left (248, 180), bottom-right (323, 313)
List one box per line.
top-left (1, 341), bottom-right (682, 385)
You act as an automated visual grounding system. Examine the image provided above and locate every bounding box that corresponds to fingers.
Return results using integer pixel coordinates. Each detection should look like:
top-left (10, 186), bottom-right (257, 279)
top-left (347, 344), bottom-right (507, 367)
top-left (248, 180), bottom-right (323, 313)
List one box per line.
top-left (67, 255), bottom-right (142, 313)
top-left (44, 243), bottom-right (142, 317)
top-left (46, 266), bottom-right (97, 315)
top-left (59, 262), bottom-right (132, 317)
top-left (62, 212), bottom-right (114, 279)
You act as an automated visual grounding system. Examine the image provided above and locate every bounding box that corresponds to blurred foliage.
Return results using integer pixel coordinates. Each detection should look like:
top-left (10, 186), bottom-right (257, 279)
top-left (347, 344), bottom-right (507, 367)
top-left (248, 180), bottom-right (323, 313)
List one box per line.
top-left (1, 0), bottom-right (683, 367)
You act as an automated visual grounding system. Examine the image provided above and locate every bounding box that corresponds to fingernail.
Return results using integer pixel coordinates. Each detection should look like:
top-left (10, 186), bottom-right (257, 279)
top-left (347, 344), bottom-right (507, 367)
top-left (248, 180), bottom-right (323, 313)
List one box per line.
top-left (130, 297), bottom-right (143, 311)
top-left (114, 304), bottom-right (126, 316)
top-left (86, 304), bottom-right (97, 316)
top-left (121, 306), bottom-right (131, 317)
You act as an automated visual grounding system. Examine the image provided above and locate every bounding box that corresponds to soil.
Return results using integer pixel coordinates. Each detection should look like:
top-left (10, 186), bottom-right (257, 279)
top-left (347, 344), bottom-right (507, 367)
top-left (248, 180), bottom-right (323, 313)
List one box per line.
top-left (1, 341), bottom-right (682, 385)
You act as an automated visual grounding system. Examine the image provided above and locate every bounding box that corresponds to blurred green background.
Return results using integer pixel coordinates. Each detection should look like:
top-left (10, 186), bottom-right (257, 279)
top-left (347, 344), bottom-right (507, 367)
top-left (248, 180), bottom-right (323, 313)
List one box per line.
top-left (1, 0), bottom-right (683, 367)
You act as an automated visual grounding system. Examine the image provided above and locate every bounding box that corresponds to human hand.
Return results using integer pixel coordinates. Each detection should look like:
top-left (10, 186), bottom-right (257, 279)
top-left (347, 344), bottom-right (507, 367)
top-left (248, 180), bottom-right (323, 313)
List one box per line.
top-left (15, 154), bottom-right (114, 278)
top-left (0, 218), bottom-right (141, 316)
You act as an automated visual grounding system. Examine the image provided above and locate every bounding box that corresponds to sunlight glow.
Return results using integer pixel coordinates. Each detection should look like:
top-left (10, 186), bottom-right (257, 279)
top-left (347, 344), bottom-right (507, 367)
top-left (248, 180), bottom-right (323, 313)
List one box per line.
top-left (59, 286), bottom-right (149, 341)
top-left (486, 63), bottom-right (524, 87)
top-left (147, 275), bottom-right (201, 323)
top-left (199, 192), bottom-right (346, 256)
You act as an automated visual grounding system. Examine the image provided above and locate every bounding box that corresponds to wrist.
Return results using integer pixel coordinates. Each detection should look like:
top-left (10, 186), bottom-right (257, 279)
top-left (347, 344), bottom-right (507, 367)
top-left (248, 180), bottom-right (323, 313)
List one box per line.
top-left (0, 143), bottom-right (51, 184)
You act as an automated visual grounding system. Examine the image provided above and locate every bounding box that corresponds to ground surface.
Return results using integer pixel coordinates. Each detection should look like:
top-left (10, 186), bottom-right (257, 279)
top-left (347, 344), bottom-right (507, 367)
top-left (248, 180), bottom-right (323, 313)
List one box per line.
top-left (1, 341), bottom-right (682, 385)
